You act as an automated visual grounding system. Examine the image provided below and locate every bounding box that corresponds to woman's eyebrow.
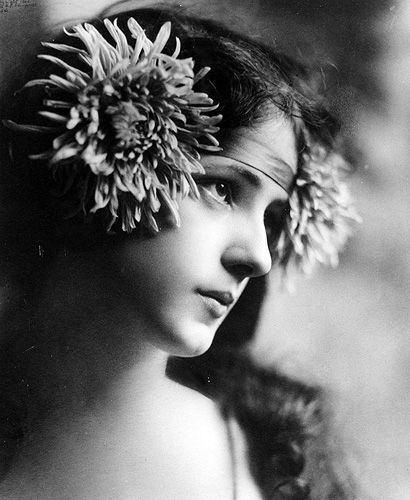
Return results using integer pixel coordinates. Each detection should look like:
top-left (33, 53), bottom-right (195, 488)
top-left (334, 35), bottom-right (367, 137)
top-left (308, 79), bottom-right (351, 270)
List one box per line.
top-left (213, 155), bottom-right (294, 191)
top-left (218, 163), bottom-right (262, 188)
top-left (232, 164), bottom-right (262, 188)
top-left (199, 161), bottom-right (262, 187)
top-left (229, 157), bottom-right (295, 191)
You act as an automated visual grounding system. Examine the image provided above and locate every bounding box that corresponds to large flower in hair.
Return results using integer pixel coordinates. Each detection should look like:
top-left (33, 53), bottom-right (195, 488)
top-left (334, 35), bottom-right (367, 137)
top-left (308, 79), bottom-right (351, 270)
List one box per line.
top-left (276, 144), bottom-right (360, 274)
top-left (6, 18), bottom-right (221, 231)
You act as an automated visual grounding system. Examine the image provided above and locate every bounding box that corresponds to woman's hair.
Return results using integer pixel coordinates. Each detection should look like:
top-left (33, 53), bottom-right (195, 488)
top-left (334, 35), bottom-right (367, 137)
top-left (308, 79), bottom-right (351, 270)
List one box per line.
top-left (0, 6), bottom-right (356, 498)
top-left (0, 5), bottom-right (347, 282)
top-left (169, 276), bottom-right (356, 500)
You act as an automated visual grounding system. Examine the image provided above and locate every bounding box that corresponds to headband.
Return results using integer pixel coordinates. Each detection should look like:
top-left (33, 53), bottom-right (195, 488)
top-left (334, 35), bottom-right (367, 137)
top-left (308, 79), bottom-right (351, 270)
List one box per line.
top-left (215, 128), bottom-right (296, 193)
top-left (3, 17), bottom-right (359, 274)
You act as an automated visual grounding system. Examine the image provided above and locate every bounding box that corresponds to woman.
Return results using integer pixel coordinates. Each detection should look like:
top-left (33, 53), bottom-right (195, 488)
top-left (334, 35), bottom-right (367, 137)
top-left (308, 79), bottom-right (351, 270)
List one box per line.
top-left (0, 5), bottom-right (358, 500)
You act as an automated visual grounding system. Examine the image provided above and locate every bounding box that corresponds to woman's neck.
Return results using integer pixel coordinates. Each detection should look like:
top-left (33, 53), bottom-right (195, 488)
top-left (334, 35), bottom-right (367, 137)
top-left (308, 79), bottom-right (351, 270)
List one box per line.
top-left (2, 316), bottom-right (234, 500)
top-left (22, 250), bottom-right (170, 412)
top-left (0, 252), bottom-right (235, 500)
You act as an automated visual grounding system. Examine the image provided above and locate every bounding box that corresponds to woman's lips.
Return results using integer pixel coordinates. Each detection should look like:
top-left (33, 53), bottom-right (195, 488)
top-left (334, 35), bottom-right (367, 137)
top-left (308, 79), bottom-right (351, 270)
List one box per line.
top-left (197, 290), bottom-right (234, 319)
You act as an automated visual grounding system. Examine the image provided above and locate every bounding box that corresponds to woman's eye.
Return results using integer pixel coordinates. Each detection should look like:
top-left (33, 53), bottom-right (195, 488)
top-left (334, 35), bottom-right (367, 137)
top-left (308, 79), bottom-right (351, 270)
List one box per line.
top-left (198, 180), bottom-right (232, 206)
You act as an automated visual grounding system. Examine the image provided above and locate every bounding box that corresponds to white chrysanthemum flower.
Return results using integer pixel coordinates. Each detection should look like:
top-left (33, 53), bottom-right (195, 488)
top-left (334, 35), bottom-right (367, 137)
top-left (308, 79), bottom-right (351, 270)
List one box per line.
top-left (5, 18), bottom-right (221, 232)
top-left (276, 144), bottom-right (360, 274)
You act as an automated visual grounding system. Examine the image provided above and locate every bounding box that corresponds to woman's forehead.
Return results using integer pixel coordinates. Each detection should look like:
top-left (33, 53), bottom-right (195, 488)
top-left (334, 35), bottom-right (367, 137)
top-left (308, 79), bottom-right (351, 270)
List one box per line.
top-left (215, 118), bottom-right (298, 193)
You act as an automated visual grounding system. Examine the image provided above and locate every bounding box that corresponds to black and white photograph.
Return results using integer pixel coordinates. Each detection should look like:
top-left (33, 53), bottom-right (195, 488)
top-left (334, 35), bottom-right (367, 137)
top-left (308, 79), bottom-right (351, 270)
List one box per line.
top-left (0, 1), bottom-right (409, 499)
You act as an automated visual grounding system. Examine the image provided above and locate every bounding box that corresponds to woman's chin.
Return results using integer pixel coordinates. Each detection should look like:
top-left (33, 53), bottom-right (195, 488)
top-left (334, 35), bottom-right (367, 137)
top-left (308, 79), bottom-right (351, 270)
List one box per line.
top-left (153, 320), bottom-right (218, 358)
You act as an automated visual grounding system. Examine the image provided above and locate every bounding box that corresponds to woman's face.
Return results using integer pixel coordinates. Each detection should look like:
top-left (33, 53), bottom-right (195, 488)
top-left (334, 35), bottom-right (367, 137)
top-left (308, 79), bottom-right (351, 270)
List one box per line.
top-left (114, 117), bottom-right (297, 357)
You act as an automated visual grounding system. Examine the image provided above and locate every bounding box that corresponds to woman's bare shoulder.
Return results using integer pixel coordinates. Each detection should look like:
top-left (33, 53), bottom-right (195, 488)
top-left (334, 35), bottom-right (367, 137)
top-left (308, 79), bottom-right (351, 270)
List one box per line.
top-left (162, 381), bottom-right (263, 500)
top-left (0, 381), bottom-right (235, 500)
top-left (154, 381), bottom-right (235, 499)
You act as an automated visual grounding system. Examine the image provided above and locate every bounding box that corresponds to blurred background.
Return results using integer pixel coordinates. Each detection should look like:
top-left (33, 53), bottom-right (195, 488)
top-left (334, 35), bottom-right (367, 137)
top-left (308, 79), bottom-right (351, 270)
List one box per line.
top-left (1, 0), bottom-right (409, 498)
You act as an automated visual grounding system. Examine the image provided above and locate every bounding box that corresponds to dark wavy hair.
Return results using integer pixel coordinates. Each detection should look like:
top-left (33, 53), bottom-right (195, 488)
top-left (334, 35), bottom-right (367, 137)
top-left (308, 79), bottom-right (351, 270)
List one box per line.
top-left (0, 6), bottom-right (356, 499)
top-left (0, 5), bottom-right (337, 280)
top-left (169, 276), bottom-right (356, 500)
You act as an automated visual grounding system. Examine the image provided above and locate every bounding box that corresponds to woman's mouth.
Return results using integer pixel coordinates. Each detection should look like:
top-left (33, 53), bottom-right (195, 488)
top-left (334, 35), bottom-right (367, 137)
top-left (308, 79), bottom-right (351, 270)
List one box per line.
top-left (197, 290), bottom-right (234, 319)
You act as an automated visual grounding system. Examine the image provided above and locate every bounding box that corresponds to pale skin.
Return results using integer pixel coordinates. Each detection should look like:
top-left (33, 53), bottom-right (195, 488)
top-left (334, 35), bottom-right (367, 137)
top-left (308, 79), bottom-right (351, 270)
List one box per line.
top-left (0, 117), bottom-right (297, 500)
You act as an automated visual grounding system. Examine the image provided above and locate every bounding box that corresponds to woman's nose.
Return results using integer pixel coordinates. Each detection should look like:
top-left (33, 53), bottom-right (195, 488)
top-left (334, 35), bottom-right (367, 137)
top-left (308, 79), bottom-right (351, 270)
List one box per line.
top-left (221, 217), bottom-right (272, 279)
